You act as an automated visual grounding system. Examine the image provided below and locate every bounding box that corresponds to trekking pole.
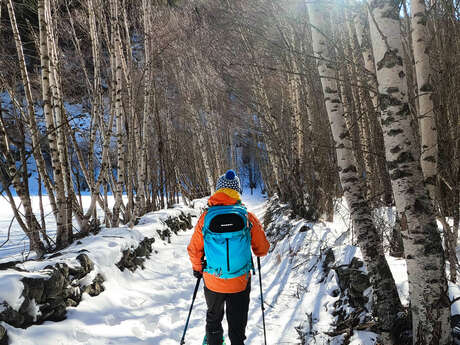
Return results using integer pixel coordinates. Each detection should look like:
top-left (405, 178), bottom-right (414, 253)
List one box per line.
top-left (257, 257), bottom-right (267, 345)
top-left (180, 276), bottom-right (201, 345)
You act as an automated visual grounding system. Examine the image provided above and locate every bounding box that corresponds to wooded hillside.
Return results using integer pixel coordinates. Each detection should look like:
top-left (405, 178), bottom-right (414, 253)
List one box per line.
top-left (0, 0), bottom-right (458, 343)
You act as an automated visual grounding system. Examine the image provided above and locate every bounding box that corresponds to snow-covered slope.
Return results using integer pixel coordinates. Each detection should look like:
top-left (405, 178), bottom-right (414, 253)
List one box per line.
top-left (1, 192), bottom-right (459, 345)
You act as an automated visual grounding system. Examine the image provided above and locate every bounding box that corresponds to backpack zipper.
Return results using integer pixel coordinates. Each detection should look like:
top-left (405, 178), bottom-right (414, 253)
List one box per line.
top-left (226, 239), bottom-right (230, 271)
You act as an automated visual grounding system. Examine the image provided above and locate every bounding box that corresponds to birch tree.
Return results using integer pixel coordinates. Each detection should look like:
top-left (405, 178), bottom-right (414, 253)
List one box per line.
top-left (110, 0), bottom-right (126, 226)
top-left (411, 0), bottom-right (438, 200)
top-left (307, 0), bottom-right (402, 342)
top-left (37, 0), bottom-right (71, 249)
top-left (5, 0), bottom-right (60, 248)
top-left (368, 0), bottom-right (451, 342)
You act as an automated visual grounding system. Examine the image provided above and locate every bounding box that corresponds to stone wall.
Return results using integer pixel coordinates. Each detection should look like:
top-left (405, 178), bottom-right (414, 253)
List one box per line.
top-left (0, 253), bottom-right (103, 329)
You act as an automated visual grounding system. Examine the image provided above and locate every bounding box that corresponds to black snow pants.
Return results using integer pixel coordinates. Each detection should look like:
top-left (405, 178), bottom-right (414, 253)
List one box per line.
top-left (204, 280), bottom-right (251, 345)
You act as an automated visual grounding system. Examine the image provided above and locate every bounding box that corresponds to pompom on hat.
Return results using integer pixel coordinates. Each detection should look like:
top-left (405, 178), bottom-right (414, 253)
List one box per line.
top-left (216, 170), bottom-right (242, 193)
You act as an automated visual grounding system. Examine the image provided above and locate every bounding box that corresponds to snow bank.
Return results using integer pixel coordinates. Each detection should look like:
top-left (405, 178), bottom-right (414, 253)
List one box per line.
top-left (259, 196), bottom-right (377, 344)
top-left (0, 202), bottom-right (202, 331)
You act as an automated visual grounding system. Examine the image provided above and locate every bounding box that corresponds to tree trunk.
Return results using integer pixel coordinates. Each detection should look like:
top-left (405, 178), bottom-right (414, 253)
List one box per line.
top-left (0, 110), bottom-right (45, 257)
top-left (411, 0), bottom-right (438, 200)
top-left (38, 0), bottom-right (68, 249)
top-left (6, 0), bottom-right (59, 223)
top-left (368, 0), bottom-right (451, 343)
top-left (307, 1), bottom-right (402, 342)
top-left (111, 0), bottom-right (125, 227)
top-left (46, 2), bottom-right (73, 244)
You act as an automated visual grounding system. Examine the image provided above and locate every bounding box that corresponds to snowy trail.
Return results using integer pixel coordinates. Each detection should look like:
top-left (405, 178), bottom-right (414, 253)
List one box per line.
top-left (5, 194), bottom-right (303, 345)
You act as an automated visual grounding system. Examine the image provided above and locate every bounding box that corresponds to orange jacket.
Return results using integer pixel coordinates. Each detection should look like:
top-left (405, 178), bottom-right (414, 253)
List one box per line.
top-left (187, 188), bottom-right (270, 293)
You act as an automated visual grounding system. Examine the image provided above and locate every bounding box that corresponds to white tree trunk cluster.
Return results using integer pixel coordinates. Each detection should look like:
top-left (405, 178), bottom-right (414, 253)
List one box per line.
top-left (368, 0), bottom-right (451, 342)
top-left (307, 1), bottom-right (402, 341)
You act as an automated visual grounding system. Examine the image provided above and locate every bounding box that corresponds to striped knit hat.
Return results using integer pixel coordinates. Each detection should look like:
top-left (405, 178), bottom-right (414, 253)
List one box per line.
top-left (216, 170), bottom-right (241, 193)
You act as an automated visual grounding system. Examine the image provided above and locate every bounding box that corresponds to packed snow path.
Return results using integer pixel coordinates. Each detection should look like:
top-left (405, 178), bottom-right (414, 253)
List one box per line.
top-left (5, 194), bottom-right (306, 345)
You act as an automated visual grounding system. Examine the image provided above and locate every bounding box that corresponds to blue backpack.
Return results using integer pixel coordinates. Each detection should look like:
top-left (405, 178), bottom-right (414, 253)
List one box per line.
top-left (202, 203), bottom-right (253, 279)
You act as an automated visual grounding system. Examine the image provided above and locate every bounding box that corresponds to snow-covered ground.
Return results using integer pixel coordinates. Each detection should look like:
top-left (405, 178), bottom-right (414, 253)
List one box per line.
top-left (0, 192), bottom-right (458, 344)
top-left (0, 195), bottom-right (129, 262)
top-left (0, 192), bottom-right (373, 344)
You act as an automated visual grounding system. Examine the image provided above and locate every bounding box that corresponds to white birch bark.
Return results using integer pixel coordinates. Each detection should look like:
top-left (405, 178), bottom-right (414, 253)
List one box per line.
top-left (120, 0), bottom-right (135, 223)
top-left (307, 1), bottom-right (402, 342)
top-left (46, 1), bottom-right (74, 241)
top-left (38, 0), bottom-right (68, 248)
top-left (6, 0), bottom-right (58, 221)
top-left (138, 0), bottom-right (152, 214)
top-left (85, 0), bottom-right (115, 224)
top-left (110, 0), bottom-right (125, 226)
top-left (340, 13), bottom-right (377, 199)
top-left (354, 6), bottom-right (393, 204)
top-left (411, 0), bottom-right (437, 199)
top-left (354, 10), bottom-right (379, 111)
top-left (368, 0), bottom-right (451, 343)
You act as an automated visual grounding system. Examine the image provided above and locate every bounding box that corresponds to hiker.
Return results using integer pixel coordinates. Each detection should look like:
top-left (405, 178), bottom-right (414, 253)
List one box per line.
top-left (187, 170), bottom-right (270, 345)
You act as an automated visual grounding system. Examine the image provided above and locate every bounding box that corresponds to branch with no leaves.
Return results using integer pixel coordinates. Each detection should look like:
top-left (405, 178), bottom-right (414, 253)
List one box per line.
top-left (0, 211), bottom-right (16, 249)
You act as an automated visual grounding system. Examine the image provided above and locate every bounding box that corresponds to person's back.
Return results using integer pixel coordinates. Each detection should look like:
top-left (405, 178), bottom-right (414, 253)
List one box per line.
top-left (187, 170), bottom-right (270, 345)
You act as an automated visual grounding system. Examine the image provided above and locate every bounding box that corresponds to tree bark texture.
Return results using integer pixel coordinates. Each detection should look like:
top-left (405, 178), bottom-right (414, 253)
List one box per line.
top-left (411, 0), bottom-right (438, 200)
top-left (368, 0), bottom-right (451, 343)
top-left (308, 1), bottom-right (402, 342)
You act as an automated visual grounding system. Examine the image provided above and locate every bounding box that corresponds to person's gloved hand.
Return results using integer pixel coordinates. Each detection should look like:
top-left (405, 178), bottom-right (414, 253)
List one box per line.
top-left (193, 270), bottom-right (202, 278)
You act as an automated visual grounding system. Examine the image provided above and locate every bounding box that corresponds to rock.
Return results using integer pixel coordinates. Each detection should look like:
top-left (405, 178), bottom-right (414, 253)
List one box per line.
top-left (0, 303), bottom-right (26, 328)
top-left (65, 298), bottom-right (78, 307)
top-left (76, 254), bottom-right (94, 277)
top-left (12, 259), bottom-right (88, 327)
top-left (117, 237), bottom-right (156, 272)
top-left (330, 257), bottom-right (373, 335)
top-left (157, 229), bottom-right (171, 241)
top-left (322, 248), bottom-right (335, 272)
top-left (350, 257), bottom-right (363, 269)
top-left (116, 249), bottom-right (133, 272)
top-left (43, 266), bottom-right (68, 300)
top-left (0, 324), bottom-right (8, 345)
top-left (21, 277), bottom-right (45, 304)
top-left (40, 299), bottom-right (67, 322)
top-left (335, 267), bottom-right (351, 291)
top-left (333, 299), bottom-right (343, 308)
top-left (135, 244), bottom-right (148, 257)
top-left (65, 284), bottom-right (82, 305)
top-left (68, 266), bottom-right (86, 280)
top-left (83, 274), bottom-right (105, 297)
top-left (164, 213), bottom-right (192, 234)
top-left (349, 295), bottom-right (368, 308)
top-left (350, 272), bottom-right (370, 294)
top-left (133, 257), bottom-right (144, 267)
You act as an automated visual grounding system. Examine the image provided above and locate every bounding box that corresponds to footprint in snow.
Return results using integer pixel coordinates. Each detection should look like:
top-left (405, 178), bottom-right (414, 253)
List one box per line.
top-left (74, 328), bottom-right (91, 342)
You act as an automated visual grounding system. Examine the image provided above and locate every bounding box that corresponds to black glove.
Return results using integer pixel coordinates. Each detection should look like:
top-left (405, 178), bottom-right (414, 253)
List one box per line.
top-left (193, 270), bottom-right (202, 278)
